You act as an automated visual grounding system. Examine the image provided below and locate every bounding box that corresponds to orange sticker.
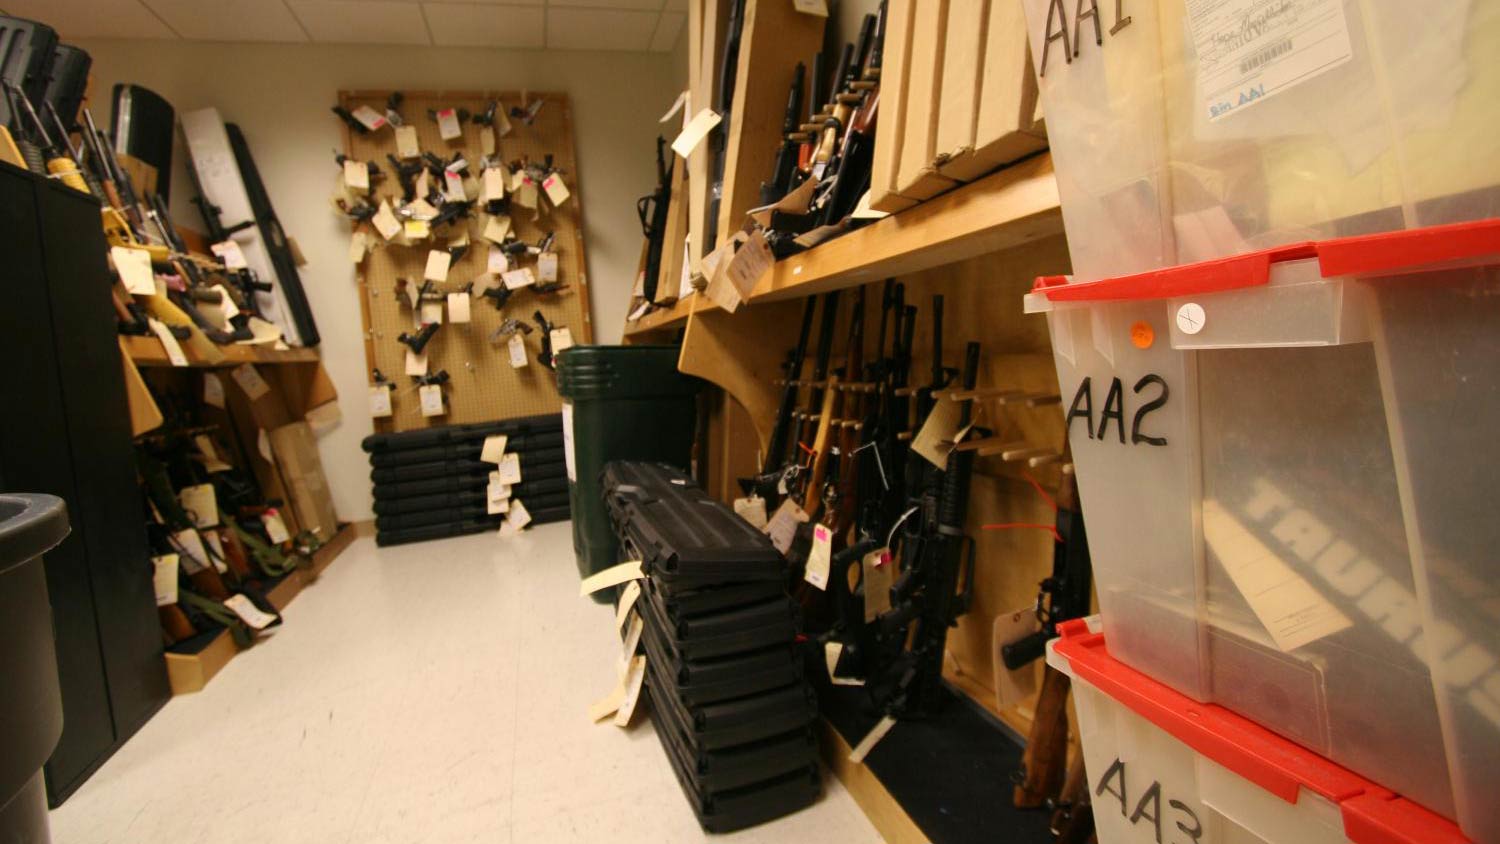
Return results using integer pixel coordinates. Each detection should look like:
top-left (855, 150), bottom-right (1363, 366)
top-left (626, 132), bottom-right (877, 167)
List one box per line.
top-left (1130, 320), bottom-right (1155, 349)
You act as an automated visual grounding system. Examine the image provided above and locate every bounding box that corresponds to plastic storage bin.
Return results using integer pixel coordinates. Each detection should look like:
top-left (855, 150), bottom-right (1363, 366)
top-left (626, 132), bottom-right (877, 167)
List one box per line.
top-left (555, 346), bottom-right (702, 601)
top-left (1020, 0), bottom-right (1500, 282)
top-left (1024, 220), bottom-right (1500, 840)
top-left (1048, 618), bottom-right (1467, 844)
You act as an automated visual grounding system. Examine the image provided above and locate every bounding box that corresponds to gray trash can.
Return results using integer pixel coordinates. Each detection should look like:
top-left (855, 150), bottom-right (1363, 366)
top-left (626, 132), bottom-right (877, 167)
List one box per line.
top-left (0, 494), bottom-right (69, 844)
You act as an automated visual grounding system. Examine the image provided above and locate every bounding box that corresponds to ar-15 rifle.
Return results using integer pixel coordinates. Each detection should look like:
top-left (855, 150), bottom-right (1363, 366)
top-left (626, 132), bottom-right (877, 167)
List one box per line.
top-left (760, 62), bottom-right (805, 206)
top-left (1008, 465), bottom-right (1092, 811)
top-left (819, 285), bottom-right (867, 532)
top-left (637, 136), bottom-right (673, 303)
top-left (704, 0), bottom-right (747, 254)
top-left (740, 296), bottom-right (816, 501)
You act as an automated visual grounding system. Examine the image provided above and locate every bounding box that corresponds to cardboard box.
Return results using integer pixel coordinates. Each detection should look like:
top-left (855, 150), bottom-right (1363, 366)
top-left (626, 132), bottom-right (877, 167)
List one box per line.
top-left (895, 0), bottom-right (960, 201)
top-left (934, 0), bottom-right (987, 167)
top-left (269, 421), bottom-right (339, 543)
top-left (938, 0), bottom-right (1045, 182)
top-left (869, 0), bottom-right (921, 213)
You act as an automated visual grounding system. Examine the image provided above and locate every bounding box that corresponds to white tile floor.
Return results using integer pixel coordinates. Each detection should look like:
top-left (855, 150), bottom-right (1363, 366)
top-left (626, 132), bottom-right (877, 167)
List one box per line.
top-left (47, 523), bottom-right (883, 844)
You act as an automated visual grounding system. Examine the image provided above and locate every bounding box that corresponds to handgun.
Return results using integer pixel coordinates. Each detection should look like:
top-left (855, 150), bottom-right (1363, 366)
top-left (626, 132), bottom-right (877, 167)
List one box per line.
top-left (397, 322), bottom-right (440, 355)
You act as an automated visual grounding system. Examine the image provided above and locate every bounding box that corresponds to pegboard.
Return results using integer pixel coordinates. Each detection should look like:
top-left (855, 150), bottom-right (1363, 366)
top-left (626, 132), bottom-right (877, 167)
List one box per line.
top-left (339, 89), bottom-right (595, 431)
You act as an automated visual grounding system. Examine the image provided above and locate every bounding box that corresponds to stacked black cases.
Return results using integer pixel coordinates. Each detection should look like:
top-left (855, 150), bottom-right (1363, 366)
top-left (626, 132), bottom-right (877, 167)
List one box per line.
top-left (603, 461), bottom-right (820, 833)
top-left (363, 416), bottom-right (571, 546)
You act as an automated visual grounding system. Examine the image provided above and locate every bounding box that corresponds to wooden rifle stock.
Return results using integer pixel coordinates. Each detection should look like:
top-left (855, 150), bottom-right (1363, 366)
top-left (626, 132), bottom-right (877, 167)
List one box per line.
top-left (1016, 663), bottom-right (1071, 808)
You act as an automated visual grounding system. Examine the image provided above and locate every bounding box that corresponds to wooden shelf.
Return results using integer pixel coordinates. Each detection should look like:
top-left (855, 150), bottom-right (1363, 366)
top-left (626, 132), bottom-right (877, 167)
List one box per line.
top-left (123, 334), bottom-right (321, 368)
top-left (752, 153), bottom-right (1061, 302)
top-left (622, 295), bottom-right (701, 336)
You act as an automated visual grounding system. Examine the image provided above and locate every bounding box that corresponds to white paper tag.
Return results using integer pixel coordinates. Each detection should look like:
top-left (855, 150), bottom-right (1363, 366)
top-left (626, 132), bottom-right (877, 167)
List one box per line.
top-left (488, 245), bottom-right (510, 274)
top-left (424, 249), bottom-right (452, 282)
top-left (724, 229), bottom-right (774, 297)
top-left (405, 349), bottom-right (429, 377)
top-left (443, 169), bottom-right (466, 202)
top-left (262, 509), bottom-right (290, 543)
top-left (445, 291), bottom-right (471, 324)
top-left (541, 172), bottom-right (570, 206)
top-left (733, 496), bottom-right (768, 529)
top-left (1188, 0), bottom-right (1353, 123)
top-left (369, 385), bottom-right (393, 417)
top-left (210, 285), bottom-right (241, 321)
top-left (992, 608), bottom-right (1043, 709)
top-left (421, 301), bottom-right (445, 325)
top-left (561, 402), bottom-right (576, 482)
top-left (179, 483), bottom-right (219, 529)
top-left (113, 246), bottom-right (155, 295)
top-left (849, 714), bottom-right (897, 763)
top-left (148, 318), bottom-right (190, 367)
top-left (152, 554), bottom-right (179, 606)
top-left (202, 372), bottom-right (225, 408)
top-left (579, 560), bottom-right (643, 596)
top-left (350, 104), bottom-right (388, 131)
top-left (348, 230), bottom-right (367, 264)
top-left (483, 214), bottom-right (512, 244)
top-left (619, 612), bottom-right (645, 675)
top-left (231, 364), bottom-right (270, 400)
top-left (372, 200), bottom-right (401, 239)
top-left (507, 498), bottom-right (532, 530)
top-left (825, 641), bottom-right (865, 686)
top-left (481, 126), bottom-right (497, 157)
top-left (659, 90), bottom-right (688, 124)
top-left (502, 267), bottom-right (535, 290)
top-left (343, 159), bottom-right (370, 192)
top-left (194, 435), bottom-right (231, 473)
top-left (419, 384), bottom-right (445, 417)
top-left (550, 327), bottom-right (574, 354)
top-left (480, 435), bottom-right (509, 464)
top-left (508, 334), bottom-right (528, 368)
top-left (912, 397), bottom-right (961, 468)
top-left (436, 107), bottom-right (462, 140)
top-left (537, 251), bottom-right (559, 283)
top-left (497, 452), bottom-right (522, 485)
top-left (615, 581), bottom-right (642, 630)
top-left (211, 239), bottom-right (249, 269)
top-left (173, 529), bottom-right (210, 573)
top-left (483, 169), bottom-right (507, 203)
top-left (223, 593), bottom-right (278, 631)
top-left (792, 0), bottom-right (829, 15)
top-left (395, 124), bottom-right (420, 159)
top-left (486, 494), bottom-right (511, 515)
top-left (804, 523), bottom-right (833, 590)
top-left (203, 531), bottom-right (227, 573)
top-left (863, 548), bottom-right (893, 623)
top-left (671, 108), bottom-right (723, 158)
top-left (764, 499), bottom-right (809, 555)
top-left (516, 176), bottom-right (538, 209)
top-left (614, 654), bottom-right (647, 727)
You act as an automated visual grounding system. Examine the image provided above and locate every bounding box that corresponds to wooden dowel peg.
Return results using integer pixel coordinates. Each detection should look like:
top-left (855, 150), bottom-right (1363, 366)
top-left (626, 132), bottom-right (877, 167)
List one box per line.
top-left (1026, 453), bottom-right (1063, 468)
top-left (1025, 394), bottom-right (1062, 407)
top-left (896, 431), bottom-right (914, 442)
top-left (957, 437), bottom-right (1026, 454)
top-left (1000, 446), bottom-right (1054, 462)
top-left (945, 388), bottom-right (1027, 402)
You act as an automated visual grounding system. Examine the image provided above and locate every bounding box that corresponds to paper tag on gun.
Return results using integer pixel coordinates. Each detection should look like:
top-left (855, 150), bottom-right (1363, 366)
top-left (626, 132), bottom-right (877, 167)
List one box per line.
top-left (804, 523), bottom-right (833, 590)
top-left (992, 607), bottom-right (1043, 709)
top-left (763, 499), bottom-right (809, 555)
top-left (343, 159), bottom-right (370, 192)
top-left (148, 318), bottom-right (190, 367)
top-left (395, 125), bottom-right (420, 159)
top-left (369, 385), bottom-right (393, 418)
top-left (863, 548), bottom-right (893, 622)
top-left (350, 105), bottom-right (388, 132)
top-left (435, 108), bottom-right (463, 140)
top-left (112, 246), bottom-right (155, 295)
top-left (537, 251), bottom-right (559, 283)
top-left (497, 452), bottom-right (522, 485)
top-left (724, 229), bottom-right (773, 298)
top-left (502, 267), bottom-right (535, 290)
top-left (419, 384), bottom-right (445, 417)
top-left (911, 397), bottom-right (962, 468)
top-left (541, 172), bottom-right (570, 206)
top-left (223, 593), bottom-right (278, 631)
top-left (372, 200), bottom-right (401, 240)
top-left (424, 250), bottom-right (452, 282)
top-left (549, 327), bottom-right (574, 354)
top-left (671, 108), bottom-right (722, 157)
top-left (447, 291), bottom-right (471, 323)
top-left (482, 169), bottom-right (507, 204)
top-left (152, 554), bottom-right (179, 607)
top-left (211, 239), bottom-right (249, 269)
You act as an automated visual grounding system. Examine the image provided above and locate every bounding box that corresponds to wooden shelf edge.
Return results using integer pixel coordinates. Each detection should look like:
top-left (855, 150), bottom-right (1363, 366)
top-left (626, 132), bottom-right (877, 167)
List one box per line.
top-left (819, 720), bottom-right (930, 844)
top-left (623, 294), bottom-right (700, 336)
top-left (163, 524), bottom-right (356, 695)
top-left (123, 334), bottom-right (321, 368)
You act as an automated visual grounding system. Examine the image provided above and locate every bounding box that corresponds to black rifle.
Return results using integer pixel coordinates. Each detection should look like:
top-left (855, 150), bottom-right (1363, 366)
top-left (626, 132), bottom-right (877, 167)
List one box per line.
top-left (759, 62), bottom-right (805, 206)
top-left (637, 136), bottom-right (673, 302)
top-left (761, 297), bottom-right (817, 488)
top-left (704, 0), bottom-right (747, 253)
top-left (790, 290), bottom-right (842, 495)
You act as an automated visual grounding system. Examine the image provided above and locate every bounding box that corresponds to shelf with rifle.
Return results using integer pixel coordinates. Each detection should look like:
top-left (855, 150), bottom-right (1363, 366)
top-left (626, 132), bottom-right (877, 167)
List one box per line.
top-left (121, 334), bottom-right (321, 368)
top-left (623, 152), bottom-right (1060, 338)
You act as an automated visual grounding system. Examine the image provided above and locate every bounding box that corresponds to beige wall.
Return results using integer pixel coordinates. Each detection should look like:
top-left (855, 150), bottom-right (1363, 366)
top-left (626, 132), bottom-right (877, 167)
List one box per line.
top-left (78, 38), bottom-right (684, 523)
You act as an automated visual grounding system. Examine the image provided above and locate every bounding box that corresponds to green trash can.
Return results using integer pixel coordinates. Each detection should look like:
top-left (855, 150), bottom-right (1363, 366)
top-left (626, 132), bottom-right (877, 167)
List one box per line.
top-left (556, 345), bottom-right (702, 602)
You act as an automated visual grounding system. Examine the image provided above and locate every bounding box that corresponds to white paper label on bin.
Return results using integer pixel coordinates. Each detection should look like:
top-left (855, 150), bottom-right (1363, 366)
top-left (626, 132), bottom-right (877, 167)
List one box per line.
top-left (1188, 0), bottom-right (1353, 123)
top-left (562, 402), bottom-right (576, 482)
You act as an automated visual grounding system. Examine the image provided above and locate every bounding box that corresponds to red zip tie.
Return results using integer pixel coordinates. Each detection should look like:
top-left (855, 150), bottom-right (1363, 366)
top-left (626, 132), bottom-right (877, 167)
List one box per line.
top-left (1021, 470), bottom-right (1057, 512)
top-left (982, 522), bottom-right (1063, 543)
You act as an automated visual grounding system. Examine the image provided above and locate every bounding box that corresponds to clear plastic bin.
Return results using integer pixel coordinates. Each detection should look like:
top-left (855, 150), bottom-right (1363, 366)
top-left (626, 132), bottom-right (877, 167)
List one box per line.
top-left (1024, 220), bottom-right (1500, 841)
top-left (1048, 618), bottom-right (1467, 844)
top-left (1020, 0), bottom-right (1500, 282)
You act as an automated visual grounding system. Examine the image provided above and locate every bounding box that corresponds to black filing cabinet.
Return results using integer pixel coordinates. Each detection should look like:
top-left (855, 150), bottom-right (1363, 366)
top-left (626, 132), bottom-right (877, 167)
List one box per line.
top-left (0, 161), bottom-right (169, 804)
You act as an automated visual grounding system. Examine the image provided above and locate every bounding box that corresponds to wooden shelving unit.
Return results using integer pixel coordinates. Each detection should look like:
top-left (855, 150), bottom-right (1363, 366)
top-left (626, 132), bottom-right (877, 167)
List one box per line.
top-left (621, 153), bottom-right (1060, 339)
top-left (163, 523), bottom-right (357, 694)
top-left (122, 334), bottom-right (320, 368)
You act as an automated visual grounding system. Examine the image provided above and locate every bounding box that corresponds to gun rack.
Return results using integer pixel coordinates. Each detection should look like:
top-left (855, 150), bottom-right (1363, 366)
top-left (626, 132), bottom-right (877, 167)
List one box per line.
top-left (339, 89), bottom-right (594, 431)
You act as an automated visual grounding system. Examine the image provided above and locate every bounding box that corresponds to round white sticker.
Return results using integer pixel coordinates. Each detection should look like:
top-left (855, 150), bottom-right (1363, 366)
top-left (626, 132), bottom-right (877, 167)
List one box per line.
top-left (1176, 302), bottom-right (1206, 335)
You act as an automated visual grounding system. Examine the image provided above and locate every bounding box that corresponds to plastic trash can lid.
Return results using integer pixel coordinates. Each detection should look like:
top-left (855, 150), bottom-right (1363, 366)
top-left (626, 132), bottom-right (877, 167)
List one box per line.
top-left (0, 494), bottom-right (69, 576)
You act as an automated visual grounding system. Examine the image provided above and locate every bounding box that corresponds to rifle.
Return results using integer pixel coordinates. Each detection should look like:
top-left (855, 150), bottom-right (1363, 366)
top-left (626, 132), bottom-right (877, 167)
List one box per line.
top-left (704, 0), bottom-right (747, 253)
top-left (792, 291), bottom-right (842, 500)
top-left (741, 296), bottom-right (816, 501)
top-left (1008, 465), bottom-right (1092, 809)
top-left (637, 136), bottom-right (673, 303)
top-left (760, 62), bottom-right (805, 206)
top-left (822, 286), bottom-right (867, 532)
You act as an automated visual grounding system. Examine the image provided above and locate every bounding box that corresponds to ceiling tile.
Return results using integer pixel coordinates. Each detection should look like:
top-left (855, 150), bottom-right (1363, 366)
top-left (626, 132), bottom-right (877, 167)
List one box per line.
top-left (423, 3), bottom-right (544, 48)
top-left (1, 0), bottom-right (176, 39)
top-left (649, 10), bottom-right (683, 51)
top-left (546, 7), bottom-right (656, 50)
top-left (548, 0), bottom-right (662, 10)
top-left (142, 0), bottom-right (310, 42)
top-left (287, 0), bottom-right (431, 44)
